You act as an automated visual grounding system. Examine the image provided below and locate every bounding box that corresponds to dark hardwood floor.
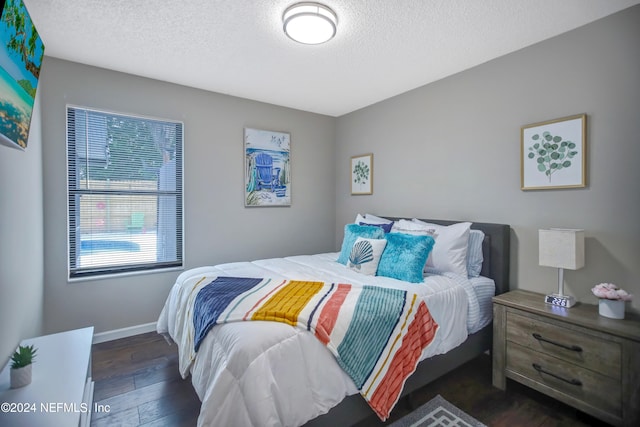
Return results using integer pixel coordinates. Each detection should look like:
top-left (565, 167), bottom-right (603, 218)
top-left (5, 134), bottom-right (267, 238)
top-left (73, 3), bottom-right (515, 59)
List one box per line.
top-left (91, 332), bottom-right (610, 426)
top-left (91, 332), bottom-right (200, 426)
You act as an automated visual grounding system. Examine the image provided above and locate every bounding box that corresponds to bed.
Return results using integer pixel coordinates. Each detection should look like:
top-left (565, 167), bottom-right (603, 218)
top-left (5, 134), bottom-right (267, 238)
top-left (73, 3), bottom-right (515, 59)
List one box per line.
top-left (157, 217), bottom-right (510, 427)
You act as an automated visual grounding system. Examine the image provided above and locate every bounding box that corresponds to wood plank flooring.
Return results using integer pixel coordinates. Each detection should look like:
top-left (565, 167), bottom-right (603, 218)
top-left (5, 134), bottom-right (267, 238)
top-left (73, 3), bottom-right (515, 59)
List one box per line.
top-left (91, 332), bottom-right (200, 426)
top-left (91, 332), bottom-right (611, 426)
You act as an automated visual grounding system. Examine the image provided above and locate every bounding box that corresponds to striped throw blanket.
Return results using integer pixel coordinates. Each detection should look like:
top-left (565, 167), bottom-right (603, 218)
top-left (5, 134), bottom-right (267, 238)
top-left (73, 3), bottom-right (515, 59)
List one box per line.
top-left (191, 277), bottom-right (438, 420)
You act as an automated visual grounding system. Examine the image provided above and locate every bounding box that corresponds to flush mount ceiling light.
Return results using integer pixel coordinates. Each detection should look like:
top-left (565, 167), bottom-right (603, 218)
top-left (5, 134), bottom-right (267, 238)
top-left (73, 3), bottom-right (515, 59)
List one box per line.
top-left (283, 2), bottom-right (337, 45)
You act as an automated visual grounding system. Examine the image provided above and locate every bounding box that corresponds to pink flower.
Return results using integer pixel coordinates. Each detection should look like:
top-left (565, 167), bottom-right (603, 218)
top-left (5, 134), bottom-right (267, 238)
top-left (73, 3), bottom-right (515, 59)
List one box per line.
top-left (591, 283), bottom-right (633, 301)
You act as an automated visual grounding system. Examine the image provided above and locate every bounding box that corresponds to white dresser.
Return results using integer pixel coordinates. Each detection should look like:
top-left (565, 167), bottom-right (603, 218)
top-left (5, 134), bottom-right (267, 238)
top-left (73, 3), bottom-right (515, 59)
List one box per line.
top-left (0, 327), bottom-right (94, 427)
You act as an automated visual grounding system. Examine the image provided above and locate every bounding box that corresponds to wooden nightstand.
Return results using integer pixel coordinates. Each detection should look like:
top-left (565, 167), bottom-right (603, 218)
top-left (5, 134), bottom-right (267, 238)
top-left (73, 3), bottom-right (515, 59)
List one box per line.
top-left (492, 290), bottom-right (640, 427)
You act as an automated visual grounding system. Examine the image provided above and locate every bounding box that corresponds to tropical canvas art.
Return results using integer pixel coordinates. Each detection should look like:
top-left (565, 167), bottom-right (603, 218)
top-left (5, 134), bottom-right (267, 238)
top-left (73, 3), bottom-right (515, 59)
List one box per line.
top-left (0, 0), bottom-right (44, 150)
top-left (245, 128), bottom-right (291, 207)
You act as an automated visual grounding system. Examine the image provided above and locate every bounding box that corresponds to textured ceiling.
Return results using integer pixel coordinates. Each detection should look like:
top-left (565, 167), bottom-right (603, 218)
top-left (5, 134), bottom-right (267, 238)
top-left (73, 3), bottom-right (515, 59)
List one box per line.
top-left (24, 0), bottom-right (639, 116)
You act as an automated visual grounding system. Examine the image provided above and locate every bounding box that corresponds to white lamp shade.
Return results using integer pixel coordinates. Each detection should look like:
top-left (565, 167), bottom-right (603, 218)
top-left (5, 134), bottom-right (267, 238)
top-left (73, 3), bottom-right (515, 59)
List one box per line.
top-left (539, 229), bottom-right (585, 270)
top-left (283, 2), bottom-right (337, 44)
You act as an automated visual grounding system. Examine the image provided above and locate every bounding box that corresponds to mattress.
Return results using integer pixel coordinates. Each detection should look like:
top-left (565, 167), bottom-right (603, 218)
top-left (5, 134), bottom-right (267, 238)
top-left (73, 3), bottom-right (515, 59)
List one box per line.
top-left (157, 252), bottom-right (495, 427)
top-left (469, 275), bottom-right (496, 333)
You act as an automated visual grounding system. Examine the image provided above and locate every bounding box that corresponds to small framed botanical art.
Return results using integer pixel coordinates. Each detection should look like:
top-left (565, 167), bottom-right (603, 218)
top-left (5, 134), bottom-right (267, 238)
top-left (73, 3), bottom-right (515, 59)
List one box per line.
top-left (521, 114), bottom-right (586, 190)
top-left (351, 153), bottom-right (373, 195)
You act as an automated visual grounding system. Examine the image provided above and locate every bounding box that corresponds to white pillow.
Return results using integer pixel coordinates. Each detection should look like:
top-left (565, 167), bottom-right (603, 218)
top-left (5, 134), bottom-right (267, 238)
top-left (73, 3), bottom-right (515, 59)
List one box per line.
top-left (391, 219), bottom-right (437, 236)
top-left (347, 237), bottom-right (387, 276)
top-left (410, 219), bottom-right (471, 276)
top-left (364, 213), bottom-right (393, 223)
top-left (354, 213), bottom-right (393, 225)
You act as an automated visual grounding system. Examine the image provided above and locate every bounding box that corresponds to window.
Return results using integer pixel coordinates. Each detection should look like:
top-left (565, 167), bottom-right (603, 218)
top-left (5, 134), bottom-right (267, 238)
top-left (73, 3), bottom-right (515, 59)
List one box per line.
top-left (67, 106), bottom-right (183, 278)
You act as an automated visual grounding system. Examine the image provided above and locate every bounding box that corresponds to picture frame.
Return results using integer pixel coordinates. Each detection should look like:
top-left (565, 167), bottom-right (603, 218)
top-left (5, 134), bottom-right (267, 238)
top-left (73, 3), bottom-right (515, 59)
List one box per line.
top-left (351, 153), bottom-right (373, 195)
top-left (0, 0), bottom-right (45, 150)
top-left (521, 114), bottom-right (586, 190)
top-left (244, 127), bottom-right (291, 207)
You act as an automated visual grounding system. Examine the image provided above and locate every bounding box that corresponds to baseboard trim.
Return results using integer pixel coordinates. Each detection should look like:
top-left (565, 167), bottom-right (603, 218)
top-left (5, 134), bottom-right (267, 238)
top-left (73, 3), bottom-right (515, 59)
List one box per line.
top-left (92, 322), bottom-right (157, 344)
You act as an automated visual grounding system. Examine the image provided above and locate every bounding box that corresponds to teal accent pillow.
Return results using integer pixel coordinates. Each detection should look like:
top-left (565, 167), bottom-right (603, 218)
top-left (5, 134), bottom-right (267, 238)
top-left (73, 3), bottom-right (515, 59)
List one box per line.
top-left (377, 233), bottom-right (436, 283)
top-left (337, 224), bottom-right (385, 265)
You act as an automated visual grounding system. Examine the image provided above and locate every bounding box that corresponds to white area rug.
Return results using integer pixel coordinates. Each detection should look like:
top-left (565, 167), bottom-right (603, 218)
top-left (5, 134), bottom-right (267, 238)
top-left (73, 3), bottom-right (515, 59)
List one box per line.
top-left (388, 395), bottom-right (487, 427)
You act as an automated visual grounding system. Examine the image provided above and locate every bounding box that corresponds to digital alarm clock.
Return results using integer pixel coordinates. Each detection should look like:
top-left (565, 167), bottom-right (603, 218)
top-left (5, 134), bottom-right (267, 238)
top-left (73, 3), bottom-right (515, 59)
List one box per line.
top-left (544, 294), bottom-right (576, 308)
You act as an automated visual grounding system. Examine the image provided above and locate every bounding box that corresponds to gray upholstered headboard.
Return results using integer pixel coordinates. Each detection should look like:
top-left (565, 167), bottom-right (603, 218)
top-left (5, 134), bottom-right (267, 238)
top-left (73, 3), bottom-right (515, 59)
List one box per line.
top-left (383, 217), bottom-right (511, 295)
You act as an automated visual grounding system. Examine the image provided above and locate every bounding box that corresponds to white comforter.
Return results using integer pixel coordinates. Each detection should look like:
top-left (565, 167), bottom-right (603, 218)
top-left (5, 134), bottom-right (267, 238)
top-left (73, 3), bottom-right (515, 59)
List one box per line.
top-left (157, 253), bottom-right (475, 427)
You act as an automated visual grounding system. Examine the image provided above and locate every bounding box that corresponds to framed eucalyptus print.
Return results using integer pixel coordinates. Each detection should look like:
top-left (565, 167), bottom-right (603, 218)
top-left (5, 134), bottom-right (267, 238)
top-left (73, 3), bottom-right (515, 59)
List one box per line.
top-left (521, 114), bottom-right (586, 190)
top-left (351, 153), bottom-right (373, 195)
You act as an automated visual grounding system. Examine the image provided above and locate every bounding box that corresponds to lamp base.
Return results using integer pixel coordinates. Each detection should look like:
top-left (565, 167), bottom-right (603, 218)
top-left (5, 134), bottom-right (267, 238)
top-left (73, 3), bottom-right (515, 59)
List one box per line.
top-left (544, 293), bottom-right (576, 308)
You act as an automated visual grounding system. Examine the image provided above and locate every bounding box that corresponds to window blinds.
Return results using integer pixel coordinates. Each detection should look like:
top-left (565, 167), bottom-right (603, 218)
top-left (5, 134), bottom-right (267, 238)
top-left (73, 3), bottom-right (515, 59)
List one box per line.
top-left (67, 106), bottom-right (183, 278)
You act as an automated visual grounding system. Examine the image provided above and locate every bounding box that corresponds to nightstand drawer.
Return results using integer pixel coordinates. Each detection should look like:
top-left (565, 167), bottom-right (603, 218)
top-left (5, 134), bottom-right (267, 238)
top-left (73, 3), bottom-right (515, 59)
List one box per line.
top-left (506, 311), bottom-right (621, 380)
top-left (507, 342), bottom-right (621, 417)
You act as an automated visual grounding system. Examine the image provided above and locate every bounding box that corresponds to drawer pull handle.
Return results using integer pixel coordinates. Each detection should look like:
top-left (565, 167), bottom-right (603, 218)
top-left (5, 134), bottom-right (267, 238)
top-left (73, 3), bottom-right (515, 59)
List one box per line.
top-left (532, 363), bottom-right (582, 386)
top-left (532, 333), bottom-right (582, 352)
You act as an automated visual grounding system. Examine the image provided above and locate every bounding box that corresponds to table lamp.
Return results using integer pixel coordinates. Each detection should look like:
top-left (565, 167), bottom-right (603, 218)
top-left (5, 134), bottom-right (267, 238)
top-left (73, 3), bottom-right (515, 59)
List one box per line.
top-left (539, 228), bottom-right (585, 307)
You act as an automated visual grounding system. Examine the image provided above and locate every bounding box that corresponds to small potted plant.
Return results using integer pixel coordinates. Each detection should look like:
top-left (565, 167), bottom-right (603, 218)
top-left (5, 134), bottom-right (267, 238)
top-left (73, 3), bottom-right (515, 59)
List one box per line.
top-left (591, 283), bottom-right (633, 319)
top-left (10, 344), bottom-right (37, 388)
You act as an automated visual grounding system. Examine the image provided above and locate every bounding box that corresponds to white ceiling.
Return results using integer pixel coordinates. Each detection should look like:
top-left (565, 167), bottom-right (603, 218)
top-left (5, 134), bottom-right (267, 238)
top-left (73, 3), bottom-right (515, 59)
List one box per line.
top-left (24, 0), bottom-right (639, 117)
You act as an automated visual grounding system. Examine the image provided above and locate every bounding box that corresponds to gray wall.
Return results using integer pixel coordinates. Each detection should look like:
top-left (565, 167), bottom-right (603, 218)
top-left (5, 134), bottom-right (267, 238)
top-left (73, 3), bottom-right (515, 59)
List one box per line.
top-left (336, 6), bottom-right (640, 313)
top-left (40, 58), bottom-right (336, 334)
top-left (0, 93), bottom-right (44, 366)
